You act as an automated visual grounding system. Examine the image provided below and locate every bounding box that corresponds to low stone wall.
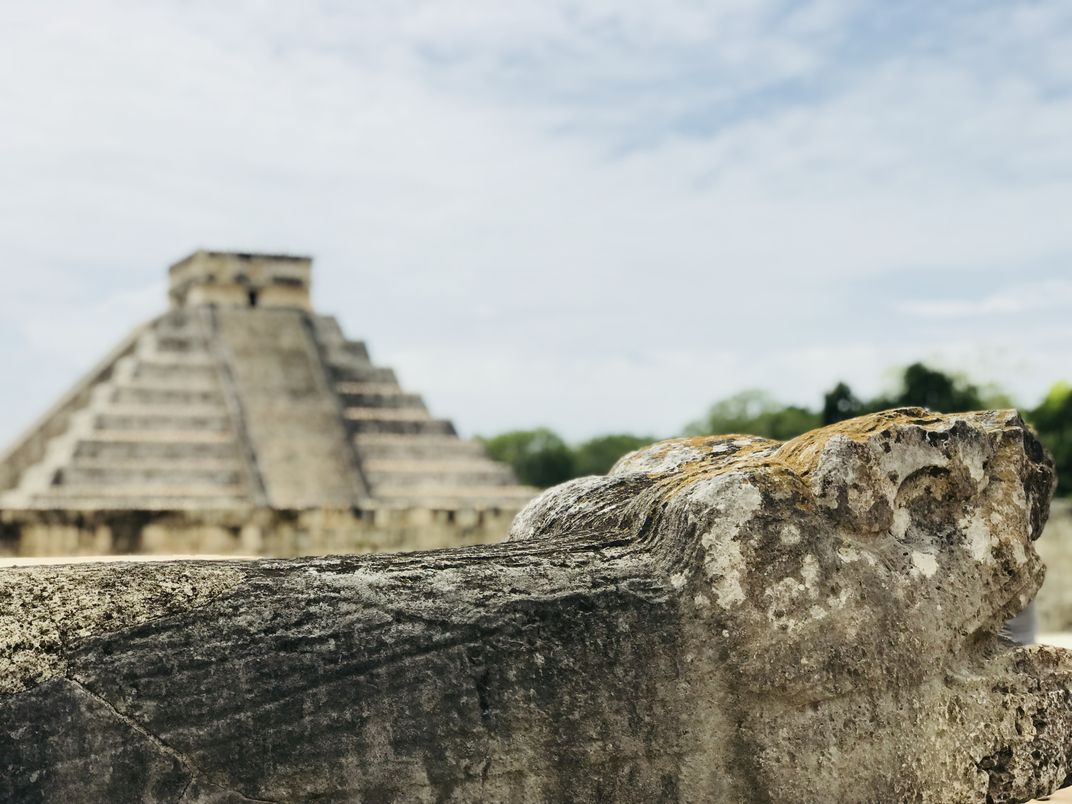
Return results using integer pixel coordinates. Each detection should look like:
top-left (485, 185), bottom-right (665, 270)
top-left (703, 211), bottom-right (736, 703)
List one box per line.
top-left (1036, 499), bottom-right (1072, 632)
top-left (2, 410), bottom-right (1071, 802)
top-left (0, 504), bottom-right (521, 559)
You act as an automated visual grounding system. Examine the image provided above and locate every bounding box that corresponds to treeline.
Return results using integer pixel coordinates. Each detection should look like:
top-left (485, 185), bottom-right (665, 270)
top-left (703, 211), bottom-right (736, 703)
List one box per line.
top-left (480, 363), bottom-right (1072, 496)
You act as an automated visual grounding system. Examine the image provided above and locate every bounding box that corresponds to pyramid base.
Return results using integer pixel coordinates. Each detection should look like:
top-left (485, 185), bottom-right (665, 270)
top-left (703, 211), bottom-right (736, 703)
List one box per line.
top-left (0, 504), bottom-right (523, 559)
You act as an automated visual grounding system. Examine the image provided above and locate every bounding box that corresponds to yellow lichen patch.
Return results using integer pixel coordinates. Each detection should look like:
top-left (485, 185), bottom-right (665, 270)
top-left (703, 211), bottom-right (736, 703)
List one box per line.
top-left (612, 434), bottom-right (775, 478)
top-left (649, 440), bottom-right (779, 499)
top-left (775, 408), bottom-right (937, 474)
top-left (775, 408), bottom-right (1019, 478)
top-left (0, 562), bottom-right (243, 694)
top-left (638, 408), bottom-right (1025, 510)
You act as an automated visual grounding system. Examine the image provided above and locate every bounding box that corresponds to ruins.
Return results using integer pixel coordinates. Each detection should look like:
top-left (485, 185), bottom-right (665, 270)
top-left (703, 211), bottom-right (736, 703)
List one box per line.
top-left (0, 251), bottom-right (534, 557)
top-left (1, 409), bottom-right (1070, 802)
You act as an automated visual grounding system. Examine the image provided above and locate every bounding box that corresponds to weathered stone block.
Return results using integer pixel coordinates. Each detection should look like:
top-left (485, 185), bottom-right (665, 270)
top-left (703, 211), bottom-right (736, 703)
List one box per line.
top-left (0, 409), bottom-right (1069, 802)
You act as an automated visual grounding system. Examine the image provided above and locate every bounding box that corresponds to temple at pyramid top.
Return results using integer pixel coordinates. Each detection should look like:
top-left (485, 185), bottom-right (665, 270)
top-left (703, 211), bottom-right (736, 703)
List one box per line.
top-left (169, 250), bottom-right (313, 310)
top-left (0, 251), bottom-right (535, 517)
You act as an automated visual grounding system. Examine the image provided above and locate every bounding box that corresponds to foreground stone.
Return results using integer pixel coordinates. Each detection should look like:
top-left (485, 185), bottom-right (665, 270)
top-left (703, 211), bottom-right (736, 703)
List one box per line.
top-left (1, 409), bottom-right (1069, 803)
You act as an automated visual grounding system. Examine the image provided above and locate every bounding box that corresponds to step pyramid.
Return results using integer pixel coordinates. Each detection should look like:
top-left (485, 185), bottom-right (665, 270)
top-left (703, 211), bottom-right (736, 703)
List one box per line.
top-left (0, 251), bottom-right (535, 515)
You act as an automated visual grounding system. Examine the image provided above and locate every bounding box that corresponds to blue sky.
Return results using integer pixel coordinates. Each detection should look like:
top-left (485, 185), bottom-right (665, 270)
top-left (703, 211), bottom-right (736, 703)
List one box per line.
top-left (0, 0), bottom-right (1070, 444)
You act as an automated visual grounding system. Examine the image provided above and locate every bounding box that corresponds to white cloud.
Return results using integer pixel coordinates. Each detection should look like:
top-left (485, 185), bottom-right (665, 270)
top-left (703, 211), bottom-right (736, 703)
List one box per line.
top-left (898, 280), bottom-right (1072, 320)
top-left (0, 0), bottom-right (1070, 445)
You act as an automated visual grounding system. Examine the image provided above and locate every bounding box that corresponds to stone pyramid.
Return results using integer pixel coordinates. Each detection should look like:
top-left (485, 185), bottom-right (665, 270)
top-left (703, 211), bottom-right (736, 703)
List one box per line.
top-left (0, 251), bottom-right (534, 517)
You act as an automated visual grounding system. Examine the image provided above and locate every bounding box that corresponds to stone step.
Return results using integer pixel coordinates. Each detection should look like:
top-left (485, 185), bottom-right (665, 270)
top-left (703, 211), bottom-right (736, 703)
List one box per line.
top-left (70, 455), bottom-right (244, 472)
top-left (352, 434), bottom-right (487, 461)
top-left (102, 402), bottom-right (228, 417)
top-left (322, 342), bottom-right (372, 365)
top-left (337, 390), bottom-right (425, 409)
top-left (310, 318), bottom-right (371, 356)
top-left (364, 460), bottom-right (516, 486)
top-left (363, 458), bottom-right (513, 474)
top-left (310, 315), bottom-right (345, 340)
top-left (366, 468), bottom-right (517, 488)
top-left (347, 418), bottom-right (455, 436)
top-left (26, 492), bottom-right (250, 509)
top-left (328, 365), bottom-right (397, 385)
top-left (153, 315), bottom-right (203, 331)
top-left (77, 430), bottom-right (237, 445)
top-left (32, 484), bottom-right (247, 500)
top-left (151, 317), bottom-right (205, 333)
top-left (95, 412), bottom-right (232, 432)
top-left (57, 465), bottom-right (245, 488)
top-left (134, 345), bottom-right (216, 364)
top-left (152, 334), bottom-right (210, 354)
top-left (370, 485), bottom-right (536, 503)
top-left (121, 374), bottom-right (220, 392)
top-left (150, 325), bottom-right (205, 343)
top-left (335, 382), bottom-right (405, 396)
top-left (343, 407), bottom-right (432, 422)
top-left (133, 362), bottom-right (218, 382)
top-left (112, 386), bottom-right (225, 407)
top-left (74, 440), bottom-right (239, 462)
top-left (324, 356), bottom-right (374, 377)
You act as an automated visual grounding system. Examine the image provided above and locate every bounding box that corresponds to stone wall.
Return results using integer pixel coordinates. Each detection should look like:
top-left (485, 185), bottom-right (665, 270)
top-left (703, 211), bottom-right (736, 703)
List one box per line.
top-left (2, 409), bottom-right (1070, 803)
top-left (0, 504), bottom-right (521, 559)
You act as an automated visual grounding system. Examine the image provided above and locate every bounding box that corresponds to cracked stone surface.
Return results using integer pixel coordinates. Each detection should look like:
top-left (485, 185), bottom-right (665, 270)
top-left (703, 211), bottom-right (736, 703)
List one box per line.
top-left (1, 408), bottom-right (1070, 803)
top-left (0, 562), bottom-right (242, 695)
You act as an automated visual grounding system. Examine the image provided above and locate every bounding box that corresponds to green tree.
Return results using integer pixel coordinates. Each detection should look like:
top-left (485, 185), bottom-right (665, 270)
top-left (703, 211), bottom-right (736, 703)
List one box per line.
top-left (822, 382), bottom-right (864, 425)
top-left (573, 434), bottom-right (655, 477)
top-left (1028, 382), bottom-right (1072, 497)
top-left (480, 428), bottom-right (576, 488)
top-left (881, 362), bottom-right (985, 412)
top-left (685, 390), bottom-right (820, 441)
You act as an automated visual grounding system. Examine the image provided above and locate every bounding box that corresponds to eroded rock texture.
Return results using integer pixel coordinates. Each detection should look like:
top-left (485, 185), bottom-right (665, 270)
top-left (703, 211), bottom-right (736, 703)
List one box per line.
top-left (1, 409), bottom-right (1069, 803)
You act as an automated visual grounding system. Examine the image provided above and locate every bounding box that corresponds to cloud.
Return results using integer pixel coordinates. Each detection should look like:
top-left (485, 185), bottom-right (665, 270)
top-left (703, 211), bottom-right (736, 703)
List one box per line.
top-left (0, 1), bottom-right (1069, 444)
top-left (898, 280), bottom-right (1072, 320)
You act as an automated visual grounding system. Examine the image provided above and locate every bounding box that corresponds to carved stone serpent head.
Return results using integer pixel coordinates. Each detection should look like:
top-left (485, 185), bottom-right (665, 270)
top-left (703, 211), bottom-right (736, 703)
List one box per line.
top-left (511, 408), bottom-right (1069, 802)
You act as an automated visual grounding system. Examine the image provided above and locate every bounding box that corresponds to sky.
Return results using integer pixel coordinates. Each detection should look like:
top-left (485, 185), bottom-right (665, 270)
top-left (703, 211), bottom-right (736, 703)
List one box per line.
top-left (0, 0), bottom-right (1070, 445)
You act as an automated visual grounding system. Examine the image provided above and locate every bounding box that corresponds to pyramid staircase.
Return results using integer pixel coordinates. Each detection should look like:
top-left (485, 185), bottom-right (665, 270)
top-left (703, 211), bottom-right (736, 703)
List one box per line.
top-left (1, 308), bottom-right (253, 509)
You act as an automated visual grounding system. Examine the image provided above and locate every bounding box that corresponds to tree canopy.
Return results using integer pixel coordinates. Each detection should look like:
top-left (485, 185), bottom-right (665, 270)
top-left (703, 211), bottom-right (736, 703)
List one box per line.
top-left (572, 434), bottom-right (655, 477)
top-left (480, 428), bottom-right (576, 488)
top-left (1029, 382), bottom-right (1072, 497)
top-left (482, 363), bottom-right (1071, 495)
top-left (685, 390), bottom-right (820, 441)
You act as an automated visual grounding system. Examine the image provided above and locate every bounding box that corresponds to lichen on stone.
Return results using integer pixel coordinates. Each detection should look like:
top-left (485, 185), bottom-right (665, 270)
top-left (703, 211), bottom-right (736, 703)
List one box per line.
top-left (0, 562), bottom-right (242, 694)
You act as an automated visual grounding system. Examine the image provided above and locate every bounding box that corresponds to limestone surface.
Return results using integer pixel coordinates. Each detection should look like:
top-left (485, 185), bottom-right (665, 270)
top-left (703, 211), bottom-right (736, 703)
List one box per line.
top-left (1, 409), bottom-right (1069, 803)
